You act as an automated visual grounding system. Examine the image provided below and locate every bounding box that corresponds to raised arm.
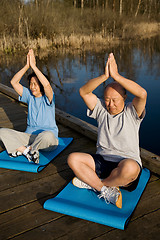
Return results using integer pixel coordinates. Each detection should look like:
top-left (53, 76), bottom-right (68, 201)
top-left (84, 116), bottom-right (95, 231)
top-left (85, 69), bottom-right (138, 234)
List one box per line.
top-left (109, 53), bottom-right (147, 118)
top-left (29, 49), bottom-right (53, 103)
top-left (79, 60), bottom-right (109, 110)
top-left (10, 53), bottom-right (30, 96)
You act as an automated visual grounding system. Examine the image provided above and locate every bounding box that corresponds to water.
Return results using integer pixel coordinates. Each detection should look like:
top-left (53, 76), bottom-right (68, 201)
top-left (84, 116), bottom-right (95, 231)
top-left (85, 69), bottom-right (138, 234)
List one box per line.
top-left (0, 37), bottom-right (160, 156)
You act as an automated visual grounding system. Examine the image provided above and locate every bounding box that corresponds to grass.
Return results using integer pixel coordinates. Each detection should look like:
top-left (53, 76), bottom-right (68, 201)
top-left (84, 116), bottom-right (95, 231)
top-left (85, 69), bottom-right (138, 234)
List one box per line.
top-left (0, 1), bottom-right (159, 54)
top-left (0, 22), bottom-right (159, 54)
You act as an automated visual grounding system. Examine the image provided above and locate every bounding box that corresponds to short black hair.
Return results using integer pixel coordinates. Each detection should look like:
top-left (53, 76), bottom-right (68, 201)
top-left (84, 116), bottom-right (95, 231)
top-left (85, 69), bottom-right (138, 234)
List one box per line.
top-left (27, 72), bottom-right (50, 95)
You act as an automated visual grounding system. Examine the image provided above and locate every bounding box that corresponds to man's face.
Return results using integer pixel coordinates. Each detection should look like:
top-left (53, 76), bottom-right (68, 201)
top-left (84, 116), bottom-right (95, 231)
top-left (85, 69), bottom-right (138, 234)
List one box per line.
top-left (104, 86), bottom-right (126, 115)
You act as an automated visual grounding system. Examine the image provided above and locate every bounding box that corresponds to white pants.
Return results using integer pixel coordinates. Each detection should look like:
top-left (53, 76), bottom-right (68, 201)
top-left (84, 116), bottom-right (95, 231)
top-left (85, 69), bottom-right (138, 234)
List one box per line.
top-left (0, 128), bottom-right (58, 154)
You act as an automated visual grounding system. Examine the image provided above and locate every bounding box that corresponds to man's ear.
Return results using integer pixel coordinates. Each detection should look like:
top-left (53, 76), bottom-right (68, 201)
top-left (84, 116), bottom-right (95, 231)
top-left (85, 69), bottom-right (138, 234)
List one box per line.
top-left (124, 94), bottom-right (127, 101)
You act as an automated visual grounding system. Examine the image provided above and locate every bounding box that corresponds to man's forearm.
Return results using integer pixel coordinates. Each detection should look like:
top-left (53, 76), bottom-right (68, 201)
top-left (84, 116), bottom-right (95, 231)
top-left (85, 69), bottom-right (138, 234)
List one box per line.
top-left (114, 73), bottom-right (147, 99)
top-left (80, 74), bottom-right (107, 96)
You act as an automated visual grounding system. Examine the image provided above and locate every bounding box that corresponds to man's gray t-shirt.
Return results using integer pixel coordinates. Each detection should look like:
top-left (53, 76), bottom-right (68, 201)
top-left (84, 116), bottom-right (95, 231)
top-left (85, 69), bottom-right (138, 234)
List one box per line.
top-left (87, 98), bottom-right (145, 166)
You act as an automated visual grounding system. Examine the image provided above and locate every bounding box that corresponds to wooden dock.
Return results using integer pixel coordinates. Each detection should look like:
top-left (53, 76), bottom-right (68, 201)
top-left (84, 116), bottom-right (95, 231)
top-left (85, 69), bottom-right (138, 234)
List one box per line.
top-left (0, 85), bottom-right (160, 240)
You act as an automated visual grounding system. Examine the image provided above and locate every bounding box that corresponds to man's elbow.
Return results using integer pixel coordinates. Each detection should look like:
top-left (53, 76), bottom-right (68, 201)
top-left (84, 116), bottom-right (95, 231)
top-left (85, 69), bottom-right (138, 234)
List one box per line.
top-left (141, 89), bottom-right (147, 100)
top-left (79, 87), bottom-right (84, 98)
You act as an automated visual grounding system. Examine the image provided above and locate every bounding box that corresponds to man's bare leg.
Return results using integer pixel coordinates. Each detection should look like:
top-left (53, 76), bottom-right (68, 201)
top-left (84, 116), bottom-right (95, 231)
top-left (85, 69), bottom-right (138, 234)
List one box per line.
top-left (68, 152), bottom-right (124, 208)
top-left (102, 159), bottom-right (141, 188)
top-left (68, 153), bottom-right (140, 189)
top-left (67, 152), bottom-right (103, 191)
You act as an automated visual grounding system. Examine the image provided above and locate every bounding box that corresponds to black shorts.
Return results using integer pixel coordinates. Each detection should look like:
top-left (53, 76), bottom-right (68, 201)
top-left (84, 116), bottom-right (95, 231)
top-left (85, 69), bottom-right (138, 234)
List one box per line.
top-left (91, 154), bottom-right (142, 192)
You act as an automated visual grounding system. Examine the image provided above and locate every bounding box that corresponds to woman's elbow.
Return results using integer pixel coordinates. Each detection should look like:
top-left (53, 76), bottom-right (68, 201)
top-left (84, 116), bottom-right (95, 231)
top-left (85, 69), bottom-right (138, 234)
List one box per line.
top-left (10, 80), bottom-right (14, 87)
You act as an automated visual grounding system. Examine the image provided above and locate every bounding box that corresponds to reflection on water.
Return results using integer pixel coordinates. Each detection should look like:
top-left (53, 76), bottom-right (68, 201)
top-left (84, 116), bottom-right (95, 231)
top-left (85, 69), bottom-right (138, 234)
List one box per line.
top-left (0, 37), bottom-right (160, 156)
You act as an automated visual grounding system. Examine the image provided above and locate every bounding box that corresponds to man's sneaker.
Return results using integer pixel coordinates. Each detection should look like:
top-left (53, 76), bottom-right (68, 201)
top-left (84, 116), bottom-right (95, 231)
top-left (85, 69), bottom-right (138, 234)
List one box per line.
top-left (9, 151), bottom-right (22, 158)
top-left (98, 186), bottom-right (122, 208)
top-left (72, 177), bottom-right (94, 190)
top-left (25, 150), bottom-right (39, 164)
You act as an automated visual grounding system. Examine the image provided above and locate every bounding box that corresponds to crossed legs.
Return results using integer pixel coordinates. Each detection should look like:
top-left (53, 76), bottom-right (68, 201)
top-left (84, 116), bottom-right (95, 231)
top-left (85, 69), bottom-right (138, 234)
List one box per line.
top-left (67, 152), bottom-right (141, 191)
top-left (0, 128), bottom-right (58, 154)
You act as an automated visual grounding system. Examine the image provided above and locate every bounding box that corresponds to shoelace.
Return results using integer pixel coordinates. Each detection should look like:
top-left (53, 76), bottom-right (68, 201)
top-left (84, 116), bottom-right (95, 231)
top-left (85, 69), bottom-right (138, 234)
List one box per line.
top-left (98, 187), bottom-right (119, 204)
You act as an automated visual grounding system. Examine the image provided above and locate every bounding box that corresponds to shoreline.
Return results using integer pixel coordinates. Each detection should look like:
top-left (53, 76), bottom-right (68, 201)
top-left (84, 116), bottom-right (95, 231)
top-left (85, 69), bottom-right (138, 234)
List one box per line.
top-left (0, 22), bottom-right (159, 55)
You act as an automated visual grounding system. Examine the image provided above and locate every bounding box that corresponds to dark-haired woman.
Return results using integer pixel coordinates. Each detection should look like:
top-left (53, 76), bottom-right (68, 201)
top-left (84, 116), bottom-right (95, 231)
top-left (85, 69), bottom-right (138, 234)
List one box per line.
top-left (0, 49), bottom-right (58, 163)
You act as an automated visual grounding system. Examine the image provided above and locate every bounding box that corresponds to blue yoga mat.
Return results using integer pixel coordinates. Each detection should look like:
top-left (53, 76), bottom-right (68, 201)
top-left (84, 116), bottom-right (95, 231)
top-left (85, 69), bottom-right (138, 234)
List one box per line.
top-left (0, 137), bottom-right (73, 173)
top-left (43, 168), bottom-right (150, 230)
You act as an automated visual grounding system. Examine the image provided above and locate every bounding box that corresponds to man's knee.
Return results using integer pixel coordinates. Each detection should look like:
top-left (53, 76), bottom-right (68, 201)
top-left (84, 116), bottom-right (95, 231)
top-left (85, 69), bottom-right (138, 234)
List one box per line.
top-left (119, 159), bottom-right (140, 181)
top-left (68, 152), bottom-right (95, 172)
top-left (67, 152), bottom-right (79, 169)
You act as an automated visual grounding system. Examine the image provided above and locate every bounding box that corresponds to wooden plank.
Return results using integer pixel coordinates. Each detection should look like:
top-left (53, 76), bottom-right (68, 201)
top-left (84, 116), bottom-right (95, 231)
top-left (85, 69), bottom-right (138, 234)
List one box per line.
top-left (0, 144), bottom-right (96, 213)
top-left (53, 211), bottom-right (160, 240)
top-left (11, 215), bottom-right (108, 240)
top-left (0, 142), bottom-right (96, 192)
top-left (92, 210), bottom-right (160, 240)
top-left (0, 168), bottom-right (11, 174)
top-left (140, 148), bottom-right (160, 176)
top-left (0, 169), bottom-right (74, 214)
top-left (0, 201), bottom-right (63, 240)
top-left (55, 108), bottom-right (98, 141)
top-left (0, 176), bottom-right (159, 239)
top-left (3, 182), bottom-right (159, 240)
top-left (0, 83), bottom-right (19, 100)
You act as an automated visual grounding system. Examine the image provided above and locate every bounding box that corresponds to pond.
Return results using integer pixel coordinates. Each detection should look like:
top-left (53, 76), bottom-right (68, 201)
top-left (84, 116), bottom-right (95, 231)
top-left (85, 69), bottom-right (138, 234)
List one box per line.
top-left (0, 36), bottom-right (160, 156)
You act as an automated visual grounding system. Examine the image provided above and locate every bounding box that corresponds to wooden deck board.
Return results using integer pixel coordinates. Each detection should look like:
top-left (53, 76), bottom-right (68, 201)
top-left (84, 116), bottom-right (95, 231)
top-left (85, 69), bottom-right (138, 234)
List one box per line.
top-left (1, 176), bottom-right (159, 240)
top-left (0, 92), bottom-right (160, 239)
top-left (0, 143), bottom-right (96, 193)
top-left (93, 210), bottom-right (160, 240)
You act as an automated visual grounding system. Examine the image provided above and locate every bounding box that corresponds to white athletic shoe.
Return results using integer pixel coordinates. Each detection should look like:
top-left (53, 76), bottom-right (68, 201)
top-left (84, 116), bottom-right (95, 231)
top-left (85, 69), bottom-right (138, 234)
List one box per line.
top-left (98, 186), bottom-right (122, 208)
top-left (9, 151), bottom-right (22, 158)
top-left (30, 150), bottom-right (39, 164)
top-left (25, 150), bottom-right (39, 164)
top-left (72, 177), bottom-right (94, 190)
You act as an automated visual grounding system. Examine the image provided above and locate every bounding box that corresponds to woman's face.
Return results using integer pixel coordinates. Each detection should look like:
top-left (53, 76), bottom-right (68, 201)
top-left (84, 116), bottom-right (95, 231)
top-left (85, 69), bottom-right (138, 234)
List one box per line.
top-left (29, 77), bottom-right (42, 97)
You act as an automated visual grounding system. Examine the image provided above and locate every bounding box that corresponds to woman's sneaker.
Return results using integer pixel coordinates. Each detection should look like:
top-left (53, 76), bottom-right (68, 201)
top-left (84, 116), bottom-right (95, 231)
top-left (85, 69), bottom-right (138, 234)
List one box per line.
top-left (9, 151), bottom-right (22, 158)
top-left (72, 177), bottom-right (95, 190)
top-left (25, 150), bottom-right (39, 164)
top-left (30, 150), bottom-right (39, 164)
top-left (98, 186), bottom-right (122, 208)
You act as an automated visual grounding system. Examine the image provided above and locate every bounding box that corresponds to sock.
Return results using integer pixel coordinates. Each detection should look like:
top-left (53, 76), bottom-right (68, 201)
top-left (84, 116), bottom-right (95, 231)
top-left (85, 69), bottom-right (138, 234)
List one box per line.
top-left (16, 151), bottom-right (22, 156)
top-left (23, 146), bottom-right (30, 156)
